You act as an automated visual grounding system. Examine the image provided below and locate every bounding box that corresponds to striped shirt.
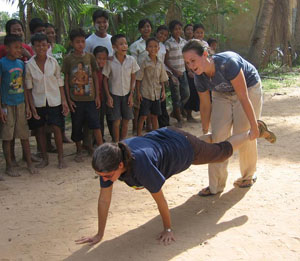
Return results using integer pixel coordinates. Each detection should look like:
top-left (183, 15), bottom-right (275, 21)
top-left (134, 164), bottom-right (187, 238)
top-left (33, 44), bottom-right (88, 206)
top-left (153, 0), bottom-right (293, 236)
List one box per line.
top-left (165, 36), bottom-right (187, 73)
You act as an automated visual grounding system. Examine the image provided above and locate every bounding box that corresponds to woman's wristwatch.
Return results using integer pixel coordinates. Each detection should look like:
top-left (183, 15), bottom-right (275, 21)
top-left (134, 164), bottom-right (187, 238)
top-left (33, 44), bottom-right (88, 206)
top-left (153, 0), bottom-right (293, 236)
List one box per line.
top-left (165, 228), bottom-right (172, 233)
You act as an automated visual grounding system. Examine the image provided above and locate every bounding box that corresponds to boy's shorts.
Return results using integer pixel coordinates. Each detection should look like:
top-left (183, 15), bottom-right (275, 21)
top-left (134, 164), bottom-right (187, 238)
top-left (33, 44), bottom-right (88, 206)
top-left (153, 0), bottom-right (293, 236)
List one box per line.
top-left (0, 103), bottom-right (29, 140)
top-left (28, 104), bottom-right (64, 130)
top-left (71, 101), bottom-right (100, 142)
top-left (168, 126), bottom-right (233, 164)
top-left (139, 98), bottom-right (161, 116)
top-left (108, 93), bottom-right (133, 121)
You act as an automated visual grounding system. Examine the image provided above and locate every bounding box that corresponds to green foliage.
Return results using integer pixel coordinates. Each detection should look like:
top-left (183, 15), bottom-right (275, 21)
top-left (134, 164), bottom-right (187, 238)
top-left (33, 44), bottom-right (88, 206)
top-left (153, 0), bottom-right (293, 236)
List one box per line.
top-left (0, 11), bottom-right (11, 32)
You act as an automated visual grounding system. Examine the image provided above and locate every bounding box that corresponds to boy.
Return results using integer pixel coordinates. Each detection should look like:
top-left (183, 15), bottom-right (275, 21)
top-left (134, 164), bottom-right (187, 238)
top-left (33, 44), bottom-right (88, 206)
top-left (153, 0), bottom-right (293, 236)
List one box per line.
top-left (85, 10), bottom-right (113, 56)
top-left (164, 20), bottom-right (190, 128)
top-left (136, 38), bottom-right (168, 136)
top-left (207, 38), bottom-right (218, 54)
top-left (0, 34), bottom-right (37, 179)
top-left (93, 46), bottom-right (112, 140)
top-left (62, 28), bottom-right (102, 162)
top-left (193, 24), bottom-right (209, 49)
top-left (102, 34), bottom-right (140, 142)
top-left (26, 33), bottom-right (69, 169)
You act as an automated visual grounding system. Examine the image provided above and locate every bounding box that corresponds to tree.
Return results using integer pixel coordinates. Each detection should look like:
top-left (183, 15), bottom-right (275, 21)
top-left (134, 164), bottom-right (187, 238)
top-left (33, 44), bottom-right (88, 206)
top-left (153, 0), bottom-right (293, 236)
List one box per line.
top-left (293, 0), bottom-right (300, 55)
top-left (247, 0), bottom-right (275, 68)
top-left (0, 11), bottom-right (10, 32)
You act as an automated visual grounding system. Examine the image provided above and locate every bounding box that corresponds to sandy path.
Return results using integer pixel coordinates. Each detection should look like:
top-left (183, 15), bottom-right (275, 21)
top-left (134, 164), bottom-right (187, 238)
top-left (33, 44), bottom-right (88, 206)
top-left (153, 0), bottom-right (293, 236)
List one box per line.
top-left (0, 86), bottom-right (299, 261)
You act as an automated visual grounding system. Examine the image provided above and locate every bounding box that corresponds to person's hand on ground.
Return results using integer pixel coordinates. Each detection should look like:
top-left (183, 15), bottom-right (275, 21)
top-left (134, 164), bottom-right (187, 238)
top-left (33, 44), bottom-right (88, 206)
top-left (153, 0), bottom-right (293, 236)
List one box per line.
top-left (157, 229), bottom-right (175, 246)
top-left (75, 234), bottom-right (103, 246)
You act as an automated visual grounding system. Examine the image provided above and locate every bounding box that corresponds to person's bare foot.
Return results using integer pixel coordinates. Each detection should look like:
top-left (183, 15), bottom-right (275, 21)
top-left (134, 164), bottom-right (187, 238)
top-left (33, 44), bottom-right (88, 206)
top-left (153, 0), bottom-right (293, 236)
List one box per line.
top-left (35, 160), bottom-right (49, 168)
top-left (58, 159), bottom-right (67, 169)
top-left (74, 153), bottom-right (84, 163)
top-left (5, 167), bottom-right (21, 177)
top-left (27, 166), bottom-right (39, 174)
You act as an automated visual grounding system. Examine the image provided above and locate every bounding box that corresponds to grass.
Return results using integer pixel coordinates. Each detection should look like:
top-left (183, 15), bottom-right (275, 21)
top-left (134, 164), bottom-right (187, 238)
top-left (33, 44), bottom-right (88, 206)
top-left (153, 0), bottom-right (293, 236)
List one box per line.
top-left (260, 64), bottom-right (300, 92)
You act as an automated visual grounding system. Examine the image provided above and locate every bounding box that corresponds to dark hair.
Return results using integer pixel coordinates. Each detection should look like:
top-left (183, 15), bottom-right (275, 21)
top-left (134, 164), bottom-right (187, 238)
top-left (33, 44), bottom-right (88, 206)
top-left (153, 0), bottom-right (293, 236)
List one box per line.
top-left (29, 18), bottom-right (45, 34)
top-left (92, 142), bottom-right (133, 172)
top-left (193, 23), bottom-right (205, 32)
top-left (169, 20), bottom-right (182, 32)
top-left (207, 38), bottom-right (217, 46)
top-left (5, 19), bottom-right (24, 34)
top-left (138, 18), bottom-right (152, 30)
top-left (31, 33), bottom-right (48, 45)
top-left (111, 34), bottom-right (126, 45)
top-left (44, 23), bottom-right (55, 29)
top-left (184, 23), bottom-right (193, 32)
top-left (93, 45), bottom-right (109, 56)
top-left (156, 25), bottom-right (168, 33)
top-left (146, 37), bottom-right (159, 47)
top-left (69, 28), bottom-right (86, 41)
top-left (182, 39), bottom-right (205, 56)
top-left (4, 34), bottom-right (22, 46)
top-left (92, 9), bottom-right (109, 23)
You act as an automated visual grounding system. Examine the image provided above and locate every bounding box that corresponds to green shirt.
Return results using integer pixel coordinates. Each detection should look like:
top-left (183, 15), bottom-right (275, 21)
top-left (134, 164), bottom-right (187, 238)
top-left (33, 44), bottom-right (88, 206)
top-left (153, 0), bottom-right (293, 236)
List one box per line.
top-left (62, 52), bottom-right (97, 102)
top-left (52, 44), bottom-right (66, 66)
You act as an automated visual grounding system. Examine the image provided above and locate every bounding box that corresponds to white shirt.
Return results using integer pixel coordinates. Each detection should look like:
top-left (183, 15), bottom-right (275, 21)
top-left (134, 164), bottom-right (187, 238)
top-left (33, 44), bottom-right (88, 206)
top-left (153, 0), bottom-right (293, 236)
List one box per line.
top-left (85, 33), bottom-right (113, 56)
top-left (102, 55), bottom-right (140, 96)
top-left (158, 42), bottom-right (166, 62)
top-left (129, 38), bottom-right (148, 65)
top-left (25, 55), bottom-right (63, 107)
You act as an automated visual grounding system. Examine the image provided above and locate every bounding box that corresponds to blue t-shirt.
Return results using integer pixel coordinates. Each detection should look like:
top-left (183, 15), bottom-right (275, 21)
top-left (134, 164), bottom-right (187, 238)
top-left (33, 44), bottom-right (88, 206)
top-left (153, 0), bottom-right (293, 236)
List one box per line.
top-left (0, 57), bottom-right (25, 105)
top-left (195, 51), bottom-right (260, 93)
top-left (100, 128), bottom-right (194, 193)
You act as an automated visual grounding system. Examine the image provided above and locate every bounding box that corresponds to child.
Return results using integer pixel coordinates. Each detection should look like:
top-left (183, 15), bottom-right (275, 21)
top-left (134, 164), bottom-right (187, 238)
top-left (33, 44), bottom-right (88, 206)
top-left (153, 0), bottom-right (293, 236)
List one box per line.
top-left (62, 28), bottom-right (102, 162)
top-left (207, 38), bottom-right (218, 54)
top-left (193, 24), bottom-right (209, 48)
top-left (155, 25), bottom-right (170, 128)
top-left (0, 34), bottom-right (37, 179)
top-left (0, 19), bottom-right (34, 62)
top-left (102, 34), bottom-right (140, 142)
top-left (184, 24), bottom-right (194, 41)
top-left (164, 20), bottom-right (190, 128)
top-left (129, 18), bottom-right (153, 134)
top-left (136, 38), bottom-right (168, 136)
top-left (26, 33), bottom-right (69, 169)
top-left (85, 9), bottom-right (113, 56)
top-left (93, 46), bottom-right (110, 140)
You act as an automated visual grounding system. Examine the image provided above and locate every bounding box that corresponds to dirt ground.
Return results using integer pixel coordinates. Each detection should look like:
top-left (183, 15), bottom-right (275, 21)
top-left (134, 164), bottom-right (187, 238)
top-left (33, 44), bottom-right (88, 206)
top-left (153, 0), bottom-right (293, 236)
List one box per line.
top-left (0, 86), bottom-right (299, 261)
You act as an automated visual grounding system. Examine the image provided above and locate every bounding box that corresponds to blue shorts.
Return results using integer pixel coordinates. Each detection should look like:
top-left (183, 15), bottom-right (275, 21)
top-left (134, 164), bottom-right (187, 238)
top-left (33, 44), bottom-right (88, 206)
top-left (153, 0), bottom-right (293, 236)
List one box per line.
top-left (139, 98), bottom-right (161, 116)
top-left (107, 93), bottom-right (133, 121)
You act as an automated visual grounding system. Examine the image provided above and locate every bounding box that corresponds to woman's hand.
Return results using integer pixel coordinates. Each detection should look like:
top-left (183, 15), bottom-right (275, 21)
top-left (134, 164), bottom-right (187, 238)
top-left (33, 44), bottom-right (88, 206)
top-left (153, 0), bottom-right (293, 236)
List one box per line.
top-left (249, 124), bottom-right (260, 140)
top-left (157, 229), bottom-right (175, 245)
top-left (75, 233), bottom-right (103, 246)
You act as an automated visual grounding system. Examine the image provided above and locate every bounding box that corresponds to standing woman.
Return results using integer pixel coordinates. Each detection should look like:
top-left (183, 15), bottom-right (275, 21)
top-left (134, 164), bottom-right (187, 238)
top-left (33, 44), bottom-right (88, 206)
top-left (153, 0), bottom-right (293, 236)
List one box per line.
top-left (182, 40), bottom-right (266, 195)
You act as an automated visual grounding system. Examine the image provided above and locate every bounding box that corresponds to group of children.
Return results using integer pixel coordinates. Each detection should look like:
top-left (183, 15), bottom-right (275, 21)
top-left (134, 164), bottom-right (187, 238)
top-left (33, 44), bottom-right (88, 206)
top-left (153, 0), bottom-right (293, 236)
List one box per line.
top-left (0, 10), bottom-right (217, 180)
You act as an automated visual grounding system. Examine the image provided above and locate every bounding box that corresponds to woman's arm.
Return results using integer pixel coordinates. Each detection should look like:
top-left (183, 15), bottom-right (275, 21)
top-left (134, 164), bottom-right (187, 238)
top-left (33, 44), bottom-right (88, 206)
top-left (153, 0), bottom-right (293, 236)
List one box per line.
top-left (231, 69), bottom-right (259, 140)
top-left (75, 185), bottom-right (113, 245)
top-left (198, 90), bottom-right (212, 134)
top-left (151, 189), bottom-right (175, 245)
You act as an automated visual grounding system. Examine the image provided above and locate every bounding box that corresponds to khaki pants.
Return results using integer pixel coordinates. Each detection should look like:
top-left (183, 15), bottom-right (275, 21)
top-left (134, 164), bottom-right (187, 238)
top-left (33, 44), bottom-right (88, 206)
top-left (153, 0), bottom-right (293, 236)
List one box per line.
top-left (208, 82), bottom-right (263, 194)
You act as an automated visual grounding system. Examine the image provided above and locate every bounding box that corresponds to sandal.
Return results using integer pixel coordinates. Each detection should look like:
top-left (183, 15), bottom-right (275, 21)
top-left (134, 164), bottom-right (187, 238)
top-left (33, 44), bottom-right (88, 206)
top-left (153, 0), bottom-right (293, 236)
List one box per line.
top-left (198, 186), bottom-right (215, 197)
top-left (235, 176), bottom-right (257, 188)
top-left (258, 120), bottom-right (277, 143)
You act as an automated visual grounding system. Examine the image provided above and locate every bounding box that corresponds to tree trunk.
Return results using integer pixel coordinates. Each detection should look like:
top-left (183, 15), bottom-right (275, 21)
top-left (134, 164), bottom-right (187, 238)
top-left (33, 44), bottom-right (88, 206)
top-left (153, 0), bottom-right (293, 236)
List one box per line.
top-left (19, 0), bottom-right (26, 40)
top-left (165, 1), bottom-right (182, 26)
top-left (247, 0), bottom-right (276, 68)
top-left (294, 0), bottom-right (300, 54)
top-left (25, 3), bottom-right (33, 43)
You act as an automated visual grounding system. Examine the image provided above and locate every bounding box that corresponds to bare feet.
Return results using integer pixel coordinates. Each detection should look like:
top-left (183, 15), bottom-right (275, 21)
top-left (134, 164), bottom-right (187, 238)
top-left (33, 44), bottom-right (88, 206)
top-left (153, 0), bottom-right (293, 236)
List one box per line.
top-left (11, 160), bottom-right (20, 167)
top-left (35, 160), bottom-right (49, 168)
top-left (5, 167), bottom-right (21, 177)
top-left (27, 166), bottom-right (39, 174)
top-left (74, 153), bottom-right (84, 163)
top-left (58, 160), bottom-right (67, 169)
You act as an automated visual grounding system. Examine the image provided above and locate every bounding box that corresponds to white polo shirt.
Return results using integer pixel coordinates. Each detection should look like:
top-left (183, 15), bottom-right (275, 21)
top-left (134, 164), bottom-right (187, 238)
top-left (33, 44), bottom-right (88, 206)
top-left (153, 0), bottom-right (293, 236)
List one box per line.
top-left (25, 55), bottom-right (63, 107)
top-left (102, 55), bottom-right (140, 96)
top-left (129, 38), bottom-right (148, 65)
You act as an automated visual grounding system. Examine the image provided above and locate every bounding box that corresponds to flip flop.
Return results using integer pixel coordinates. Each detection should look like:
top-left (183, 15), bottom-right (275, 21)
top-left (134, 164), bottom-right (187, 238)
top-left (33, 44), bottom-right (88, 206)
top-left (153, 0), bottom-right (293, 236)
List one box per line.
top-left (236, 176), bottom-right (257, 188)
top-left (198, 186), bottom-right (215, 197)
top-left (257, 120), bottom-right (277, 143)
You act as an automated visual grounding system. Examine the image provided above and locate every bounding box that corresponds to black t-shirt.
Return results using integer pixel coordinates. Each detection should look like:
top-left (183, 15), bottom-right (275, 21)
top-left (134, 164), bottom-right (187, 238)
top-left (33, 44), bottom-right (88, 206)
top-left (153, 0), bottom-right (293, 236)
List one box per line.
top-left (100, 128), bottom-right (194, 193)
